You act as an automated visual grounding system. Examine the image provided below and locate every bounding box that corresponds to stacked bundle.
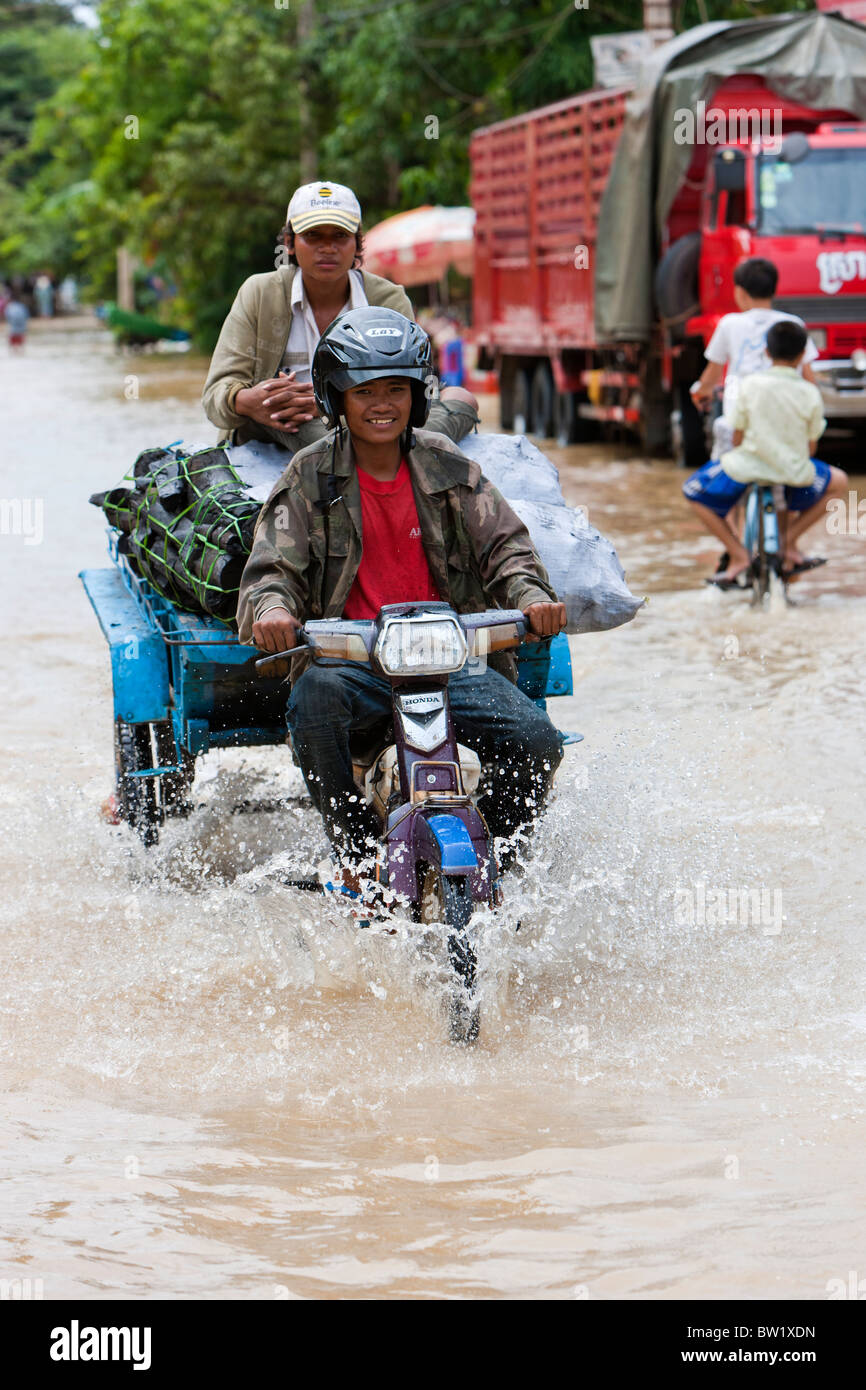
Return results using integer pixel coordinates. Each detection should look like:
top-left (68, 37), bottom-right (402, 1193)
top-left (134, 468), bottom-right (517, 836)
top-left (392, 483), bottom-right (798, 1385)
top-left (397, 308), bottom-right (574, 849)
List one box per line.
top-left (90, 444), bottom-right (263, 620)
top-left (92, 434), bottom-right (643, 634)
top-left (457, 433), bottom-right (644, 633)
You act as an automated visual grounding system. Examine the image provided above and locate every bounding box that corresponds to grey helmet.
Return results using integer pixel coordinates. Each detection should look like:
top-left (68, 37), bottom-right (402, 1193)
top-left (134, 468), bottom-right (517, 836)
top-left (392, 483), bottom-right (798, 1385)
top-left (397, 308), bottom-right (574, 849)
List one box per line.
top-left (312, 306), bottom-right (433, 427)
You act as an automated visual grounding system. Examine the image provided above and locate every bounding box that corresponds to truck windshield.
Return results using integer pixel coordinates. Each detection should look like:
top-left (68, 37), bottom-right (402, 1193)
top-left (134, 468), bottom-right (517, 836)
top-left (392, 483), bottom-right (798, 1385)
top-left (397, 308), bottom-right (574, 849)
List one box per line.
top-left (758, 149), bottom-right (866, 236)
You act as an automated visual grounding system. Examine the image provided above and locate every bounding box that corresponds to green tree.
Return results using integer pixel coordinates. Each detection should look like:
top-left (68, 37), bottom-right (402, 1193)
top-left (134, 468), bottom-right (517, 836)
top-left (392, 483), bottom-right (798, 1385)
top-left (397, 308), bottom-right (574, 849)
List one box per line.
top-left (0, 0), bottom-right (93, 276)
top-left (1, 0), bottom-right (818, 342)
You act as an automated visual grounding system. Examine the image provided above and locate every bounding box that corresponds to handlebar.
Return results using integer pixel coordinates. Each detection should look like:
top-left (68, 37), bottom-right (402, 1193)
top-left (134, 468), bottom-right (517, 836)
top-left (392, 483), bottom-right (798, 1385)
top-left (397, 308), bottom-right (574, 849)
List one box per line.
top-left (253, 607), bottom-right (533, 673)
top-left (254, 627), bottom-right (309, 672)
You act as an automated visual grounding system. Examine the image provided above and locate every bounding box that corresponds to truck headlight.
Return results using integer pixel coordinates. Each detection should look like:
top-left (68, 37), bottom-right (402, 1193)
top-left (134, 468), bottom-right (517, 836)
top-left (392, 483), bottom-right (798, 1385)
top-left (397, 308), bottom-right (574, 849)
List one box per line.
top-left (375, 616), bottom-right (467, 676)
top-left (852, 348), bottom-right (866, 373)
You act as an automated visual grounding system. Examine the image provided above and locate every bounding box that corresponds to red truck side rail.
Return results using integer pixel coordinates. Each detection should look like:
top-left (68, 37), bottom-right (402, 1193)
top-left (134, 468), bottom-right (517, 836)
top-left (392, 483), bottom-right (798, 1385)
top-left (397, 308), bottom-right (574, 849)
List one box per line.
top-left (471, 87), bottom-right (629, 361)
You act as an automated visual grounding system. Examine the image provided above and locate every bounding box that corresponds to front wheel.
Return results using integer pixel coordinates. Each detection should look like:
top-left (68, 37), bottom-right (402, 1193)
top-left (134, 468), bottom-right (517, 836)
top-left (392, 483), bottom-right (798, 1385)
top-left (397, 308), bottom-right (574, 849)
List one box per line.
top-left (418, 865), bottom-right (479, 1045)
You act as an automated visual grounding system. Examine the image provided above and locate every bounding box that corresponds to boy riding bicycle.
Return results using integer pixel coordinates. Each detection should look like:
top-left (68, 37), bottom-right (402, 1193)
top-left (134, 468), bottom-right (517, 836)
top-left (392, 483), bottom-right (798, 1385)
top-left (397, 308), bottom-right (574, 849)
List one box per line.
top-left (690, 256), bottom-right (820, 460)
top-left (683, 320), bottom-right (848, 582)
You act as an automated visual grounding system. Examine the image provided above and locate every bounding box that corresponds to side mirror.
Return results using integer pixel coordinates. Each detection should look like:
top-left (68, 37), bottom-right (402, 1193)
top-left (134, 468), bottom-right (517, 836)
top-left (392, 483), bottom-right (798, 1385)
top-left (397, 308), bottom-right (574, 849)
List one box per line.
top-left (714, 150), bottom-right (746, 194)
top-left (778, 131), bottom-right (810, 165)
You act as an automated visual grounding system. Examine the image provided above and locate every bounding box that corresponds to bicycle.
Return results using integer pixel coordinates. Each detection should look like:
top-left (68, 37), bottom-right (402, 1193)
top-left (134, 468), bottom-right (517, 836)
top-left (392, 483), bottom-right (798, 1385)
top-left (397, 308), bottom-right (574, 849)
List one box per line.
top-left (742, 481), bottom-right (788, 604)
top-left (706, 481), bottom-right (788, 604)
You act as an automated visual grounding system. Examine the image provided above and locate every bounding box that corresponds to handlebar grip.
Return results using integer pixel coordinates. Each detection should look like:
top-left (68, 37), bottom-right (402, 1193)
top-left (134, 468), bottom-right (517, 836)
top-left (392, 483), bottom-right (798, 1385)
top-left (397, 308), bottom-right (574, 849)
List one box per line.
top-left (254, 627), bottom-right (308, 672)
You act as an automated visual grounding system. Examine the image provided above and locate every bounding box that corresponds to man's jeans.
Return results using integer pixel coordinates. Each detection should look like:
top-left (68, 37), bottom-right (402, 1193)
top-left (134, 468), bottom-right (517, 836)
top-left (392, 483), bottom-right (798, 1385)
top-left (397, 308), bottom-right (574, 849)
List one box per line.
top-left (286, 662), bottom-right (563, 860)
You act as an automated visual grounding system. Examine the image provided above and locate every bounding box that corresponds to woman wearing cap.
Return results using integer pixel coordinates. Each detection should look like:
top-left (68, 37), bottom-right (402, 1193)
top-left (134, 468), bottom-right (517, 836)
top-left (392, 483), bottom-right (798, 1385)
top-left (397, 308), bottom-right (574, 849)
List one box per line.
top-left (202, 180), bottom-right (478, 453)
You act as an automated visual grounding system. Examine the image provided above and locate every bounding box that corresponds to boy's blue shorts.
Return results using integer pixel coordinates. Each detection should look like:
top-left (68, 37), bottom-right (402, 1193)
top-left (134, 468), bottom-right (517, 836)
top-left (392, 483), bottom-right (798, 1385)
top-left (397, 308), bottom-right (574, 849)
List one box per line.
top-left (682, 458), bottom-right (831, 517)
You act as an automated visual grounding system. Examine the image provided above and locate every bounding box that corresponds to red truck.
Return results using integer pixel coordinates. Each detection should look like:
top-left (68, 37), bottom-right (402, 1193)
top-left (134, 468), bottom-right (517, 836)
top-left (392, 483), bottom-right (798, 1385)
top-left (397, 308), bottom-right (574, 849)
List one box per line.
top-left (469, 18), bottom-right (866, 465)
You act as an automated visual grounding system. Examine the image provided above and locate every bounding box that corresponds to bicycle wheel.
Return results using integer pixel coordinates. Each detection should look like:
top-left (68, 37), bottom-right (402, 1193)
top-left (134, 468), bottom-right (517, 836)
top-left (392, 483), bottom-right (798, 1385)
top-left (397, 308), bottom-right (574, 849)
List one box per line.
top-left (418, 865), bottom-right (479, 1045)
top-left (748, 488), bottom-right (770, 604)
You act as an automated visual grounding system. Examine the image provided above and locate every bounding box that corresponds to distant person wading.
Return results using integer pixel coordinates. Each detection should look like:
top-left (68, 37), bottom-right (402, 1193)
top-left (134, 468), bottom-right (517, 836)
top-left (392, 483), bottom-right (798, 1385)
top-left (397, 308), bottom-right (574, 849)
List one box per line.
top-left (202, 180), bottom-right (479, 455)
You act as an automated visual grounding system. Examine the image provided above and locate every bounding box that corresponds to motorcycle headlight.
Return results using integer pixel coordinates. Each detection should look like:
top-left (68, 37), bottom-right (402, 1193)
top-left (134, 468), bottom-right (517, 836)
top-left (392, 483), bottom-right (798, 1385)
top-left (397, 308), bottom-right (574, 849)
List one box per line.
top-left (375, 616), bottom-right (467, 676)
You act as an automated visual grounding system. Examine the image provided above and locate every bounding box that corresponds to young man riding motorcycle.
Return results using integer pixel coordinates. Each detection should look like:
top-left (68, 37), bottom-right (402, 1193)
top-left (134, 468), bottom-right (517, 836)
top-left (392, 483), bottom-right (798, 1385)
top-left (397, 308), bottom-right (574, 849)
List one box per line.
top-left (237, 307), bottom-right (567, 889)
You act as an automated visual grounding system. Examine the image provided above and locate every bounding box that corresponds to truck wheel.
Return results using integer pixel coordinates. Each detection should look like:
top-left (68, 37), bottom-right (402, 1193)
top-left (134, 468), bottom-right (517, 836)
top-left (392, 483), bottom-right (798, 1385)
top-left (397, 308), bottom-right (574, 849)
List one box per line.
top-left (553, 389), bottom-right (576, 447)
top-left (512, 368), bottom-right (532, 435)
top-left (530, 362), bottom-right (554, 438)
top-left (499, 360), bottom-right (515, 430)
top-left (114, 720), bottom-right (162, 847)
top-left (654, 233), bottom-right (701, 343)
top-left (639, 355), bottom-right (670, 456)
top-left (672, 383), bottom-right (708, 470)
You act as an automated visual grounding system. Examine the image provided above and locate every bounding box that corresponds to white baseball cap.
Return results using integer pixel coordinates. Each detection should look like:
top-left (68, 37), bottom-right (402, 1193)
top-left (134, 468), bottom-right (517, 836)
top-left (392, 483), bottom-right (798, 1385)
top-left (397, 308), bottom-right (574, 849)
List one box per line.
top-left (286, 181), bottom-right (362, 235)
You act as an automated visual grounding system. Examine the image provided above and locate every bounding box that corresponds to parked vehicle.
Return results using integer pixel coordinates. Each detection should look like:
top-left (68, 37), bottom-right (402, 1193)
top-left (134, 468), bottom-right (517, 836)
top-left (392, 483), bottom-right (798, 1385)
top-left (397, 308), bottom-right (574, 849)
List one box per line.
top-left (469, 16), bottom-right (866, 465)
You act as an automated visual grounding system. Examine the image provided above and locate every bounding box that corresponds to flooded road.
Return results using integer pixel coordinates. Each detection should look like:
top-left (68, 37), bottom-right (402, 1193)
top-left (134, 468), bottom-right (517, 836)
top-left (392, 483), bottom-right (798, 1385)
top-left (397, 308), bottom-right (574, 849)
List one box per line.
top-left (2, 319), bottom-right (865, 1300)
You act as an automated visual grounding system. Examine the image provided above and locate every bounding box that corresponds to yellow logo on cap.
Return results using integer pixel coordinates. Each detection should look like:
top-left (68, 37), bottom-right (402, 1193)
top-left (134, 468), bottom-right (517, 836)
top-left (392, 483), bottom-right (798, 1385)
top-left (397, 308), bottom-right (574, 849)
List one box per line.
top-left (318, 186), bottom-right (333, 197)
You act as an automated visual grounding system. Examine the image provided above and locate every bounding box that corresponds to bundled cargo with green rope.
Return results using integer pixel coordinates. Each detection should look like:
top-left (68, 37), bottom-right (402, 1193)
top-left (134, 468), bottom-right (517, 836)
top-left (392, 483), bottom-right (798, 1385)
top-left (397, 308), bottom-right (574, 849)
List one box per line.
top-left (89, 444), bottom-right (265, 620)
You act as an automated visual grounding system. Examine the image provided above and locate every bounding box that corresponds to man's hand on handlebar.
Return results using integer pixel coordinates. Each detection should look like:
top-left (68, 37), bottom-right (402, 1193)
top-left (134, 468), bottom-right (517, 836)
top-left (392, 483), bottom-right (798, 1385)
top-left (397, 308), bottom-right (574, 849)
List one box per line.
top-left (523, 601), bottom-right (568, 643)
top-left (252, 606), bottom-right (302, 654)
top-left (235, 371), bottom-right (319, 433)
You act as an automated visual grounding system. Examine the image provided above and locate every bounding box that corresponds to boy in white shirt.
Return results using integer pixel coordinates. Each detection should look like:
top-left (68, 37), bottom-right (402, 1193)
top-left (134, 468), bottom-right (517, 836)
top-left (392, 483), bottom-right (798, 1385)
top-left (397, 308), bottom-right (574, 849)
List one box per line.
top-left (683, 320), bottom-right (848, 581)
top-left (690, 256), bottom-right (819, 457)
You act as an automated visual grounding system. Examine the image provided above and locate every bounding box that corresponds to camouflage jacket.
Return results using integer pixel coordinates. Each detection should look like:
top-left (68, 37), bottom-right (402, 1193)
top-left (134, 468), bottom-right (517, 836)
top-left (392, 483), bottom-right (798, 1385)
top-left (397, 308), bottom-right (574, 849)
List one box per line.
top-left (236, 428), bottom-right (558, 682)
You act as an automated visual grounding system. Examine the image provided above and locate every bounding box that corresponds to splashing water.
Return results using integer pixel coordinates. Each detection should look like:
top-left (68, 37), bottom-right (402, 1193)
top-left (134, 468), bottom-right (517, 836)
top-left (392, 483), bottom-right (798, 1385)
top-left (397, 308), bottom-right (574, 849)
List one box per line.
top-left (2, 322), bottom-right (865, 1299)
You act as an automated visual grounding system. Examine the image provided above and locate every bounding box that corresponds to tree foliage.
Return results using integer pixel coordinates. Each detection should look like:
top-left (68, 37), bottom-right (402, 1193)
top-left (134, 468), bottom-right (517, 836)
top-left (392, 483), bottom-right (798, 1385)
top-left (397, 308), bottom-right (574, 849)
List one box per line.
top-left (1, 0), bottom-right (813, 344)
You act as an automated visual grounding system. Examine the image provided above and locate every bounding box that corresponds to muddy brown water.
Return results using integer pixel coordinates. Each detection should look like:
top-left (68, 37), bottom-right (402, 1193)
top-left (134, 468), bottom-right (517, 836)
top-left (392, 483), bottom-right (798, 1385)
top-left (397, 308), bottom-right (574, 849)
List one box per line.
top-left (1, 319), bottom-right (865, 1300)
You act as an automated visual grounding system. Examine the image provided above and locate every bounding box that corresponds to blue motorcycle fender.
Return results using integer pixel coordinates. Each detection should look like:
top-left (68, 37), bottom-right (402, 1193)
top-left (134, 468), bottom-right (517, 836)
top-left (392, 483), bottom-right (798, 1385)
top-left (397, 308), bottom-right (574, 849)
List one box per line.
top-left (414, 812), bottom-right (478, 876)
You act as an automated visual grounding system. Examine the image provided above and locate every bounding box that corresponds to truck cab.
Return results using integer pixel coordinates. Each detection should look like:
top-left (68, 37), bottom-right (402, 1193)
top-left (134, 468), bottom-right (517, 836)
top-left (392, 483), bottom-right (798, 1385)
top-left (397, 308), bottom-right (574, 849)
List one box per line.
top-left (683, 117), bottom-right (866, 432)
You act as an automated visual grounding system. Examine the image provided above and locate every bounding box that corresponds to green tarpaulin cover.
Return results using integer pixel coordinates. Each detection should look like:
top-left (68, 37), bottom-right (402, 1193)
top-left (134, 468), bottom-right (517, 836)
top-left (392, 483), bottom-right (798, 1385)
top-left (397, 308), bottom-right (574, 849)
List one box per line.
top-left (594, 12), bottom-right (866, 343)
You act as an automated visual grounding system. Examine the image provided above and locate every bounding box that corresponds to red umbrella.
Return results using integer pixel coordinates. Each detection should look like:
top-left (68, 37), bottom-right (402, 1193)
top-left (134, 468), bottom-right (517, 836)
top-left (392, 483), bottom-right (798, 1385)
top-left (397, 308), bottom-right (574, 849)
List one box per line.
top-left (363, 206), bottom-right (475, 286)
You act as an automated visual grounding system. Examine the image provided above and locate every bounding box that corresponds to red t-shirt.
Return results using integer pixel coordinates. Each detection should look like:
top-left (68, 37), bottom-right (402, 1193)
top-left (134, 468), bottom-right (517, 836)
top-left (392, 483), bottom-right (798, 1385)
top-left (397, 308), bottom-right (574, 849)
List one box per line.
top-left (343, 460), bottom-right (440, 620)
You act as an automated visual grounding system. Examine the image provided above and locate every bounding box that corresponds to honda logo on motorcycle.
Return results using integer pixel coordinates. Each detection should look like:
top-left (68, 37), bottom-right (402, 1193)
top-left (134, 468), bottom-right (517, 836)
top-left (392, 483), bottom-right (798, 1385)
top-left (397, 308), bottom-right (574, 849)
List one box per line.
top-left (400, 692), bottom-right (444, 712)
top-left (816, 250), bottom-right (866, 296)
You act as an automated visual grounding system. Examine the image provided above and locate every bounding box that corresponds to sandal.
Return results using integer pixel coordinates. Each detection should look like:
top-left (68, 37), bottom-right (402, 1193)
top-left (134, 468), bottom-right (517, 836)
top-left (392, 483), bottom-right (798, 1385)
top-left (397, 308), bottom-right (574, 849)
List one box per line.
top-left (781, 556), bottom-right (827, 579)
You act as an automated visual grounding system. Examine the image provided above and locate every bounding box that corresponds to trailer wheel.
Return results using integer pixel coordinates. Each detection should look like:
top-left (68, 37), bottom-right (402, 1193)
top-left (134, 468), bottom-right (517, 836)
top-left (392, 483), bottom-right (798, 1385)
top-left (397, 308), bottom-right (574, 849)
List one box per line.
top-left (153, 721), bottom-right (195, 818)
top-left (114, 720), bottom-right (162, 847)
top-left (512, 368), bottom-right (532, 435)
top-left (530, 363), bottom-right (554, 438)
top-left (553, 389), bottom-right (576, 447)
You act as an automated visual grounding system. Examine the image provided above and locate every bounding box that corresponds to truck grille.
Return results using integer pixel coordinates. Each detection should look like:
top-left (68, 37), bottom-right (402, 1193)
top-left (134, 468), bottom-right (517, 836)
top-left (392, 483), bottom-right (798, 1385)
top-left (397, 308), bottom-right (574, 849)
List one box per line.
top-left (775, 296), bottom-right (866, 324)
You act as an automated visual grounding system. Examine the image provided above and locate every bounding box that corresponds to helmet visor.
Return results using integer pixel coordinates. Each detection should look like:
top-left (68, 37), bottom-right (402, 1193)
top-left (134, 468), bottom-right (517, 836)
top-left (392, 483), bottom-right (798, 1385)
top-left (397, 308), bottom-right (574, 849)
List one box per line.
top-left (328, 366), bottom-right (429, 392)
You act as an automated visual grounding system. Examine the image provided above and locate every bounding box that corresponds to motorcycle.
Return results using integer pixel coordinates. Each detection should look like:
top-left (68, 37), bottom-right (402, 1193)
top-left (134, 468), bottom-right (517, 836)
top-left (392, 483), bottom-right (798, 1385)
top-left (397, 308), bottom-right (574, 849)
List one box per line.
top-left (257, 601), bottom-right (541, 1045)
